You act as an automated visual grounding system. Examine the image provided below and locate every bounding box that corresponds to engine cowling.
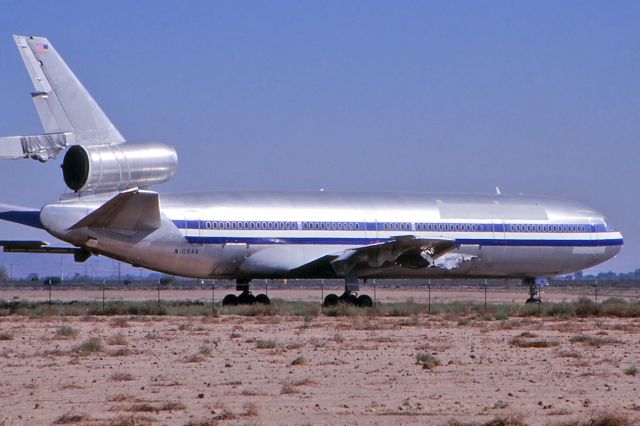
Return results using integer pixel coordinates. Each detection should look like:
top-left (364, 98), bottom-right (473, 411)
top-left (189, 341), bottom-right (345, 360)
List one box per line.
top-left (61, 142), bottom-right (178, 192)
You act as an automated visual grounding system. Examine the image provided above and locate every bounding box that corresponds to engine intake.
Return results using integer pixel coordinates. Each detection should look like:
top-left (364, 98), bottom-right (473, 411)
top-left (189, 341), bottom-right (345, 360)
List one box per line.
top-left (62, 142), bottom-right (178, 192)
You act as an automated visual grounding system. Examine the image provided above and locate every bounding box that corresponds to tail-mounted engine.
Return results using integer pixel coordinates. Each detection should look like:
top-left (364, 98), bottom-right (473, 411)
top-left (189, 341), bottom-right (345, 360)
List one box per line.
top-left (61, 142), bottom-right (178, 192)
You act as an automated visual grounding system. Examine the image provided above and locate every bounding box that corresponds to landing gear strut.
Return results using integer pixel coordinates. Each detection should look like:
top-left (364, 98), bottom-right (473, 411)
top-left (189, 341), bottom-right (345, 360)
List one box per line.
top-left (524, 277), bottom-right (543, 304)
top-left (323, 279), bottom-right (373, 308)
top-left (221, 279), bottom-right (270, 306)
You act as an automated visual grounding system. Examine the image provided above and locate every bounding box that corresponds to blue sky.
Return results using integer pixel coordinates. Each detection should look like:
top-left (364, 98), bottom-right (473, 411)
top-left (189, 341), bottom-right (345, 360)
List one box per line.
top-left (0, 0), bottom-right (638, 277)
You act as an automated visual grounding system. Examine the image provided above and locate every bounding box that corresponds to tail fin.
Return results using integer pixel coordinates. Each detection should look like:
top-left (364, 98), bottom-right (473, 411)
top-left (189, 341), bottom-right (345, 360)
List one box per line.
top-left (13, 35), bottom-right (124, 145)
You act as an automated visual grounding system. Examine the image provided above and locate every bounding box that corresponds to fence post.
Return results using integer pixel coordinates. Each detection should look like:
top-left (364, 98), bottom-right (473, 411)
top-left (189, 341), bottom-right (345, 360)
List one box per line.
top-left (157, 280), bottom-right (161, 306)
top-left (102, 281), bottom-right (105, 314)
top-left (484, 279), bottom-right (487, 312)
top-left (428, 279), bottom-right (431, 314)
top-left (370, 279), bottom-right (375, 307)
top-left (48, 278), bottom-right (52, 314)
top-left (211, 282), bottom-right (216, 314)
top-left (594, 279), bottom-right (598, 306)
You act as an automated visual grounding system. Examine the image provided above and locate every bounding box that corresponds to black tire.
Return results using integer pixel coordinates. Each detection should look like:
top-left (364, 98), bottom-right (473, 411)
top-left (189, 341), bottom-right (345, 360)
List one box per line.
top-left (525, 298), bottom-right (541, 305)
top-left (255, 294), bottom-right (270, 305)
top-left (323, 293), bottom-right (339, 307)
top-left (222, 294), bottom-right (238, 306)
top-left (356, 294), bottom-right (373, 308)
top-left (237, 292), bottom-right (256, 305)
top-left (339, 292), bottom-right (358, 305)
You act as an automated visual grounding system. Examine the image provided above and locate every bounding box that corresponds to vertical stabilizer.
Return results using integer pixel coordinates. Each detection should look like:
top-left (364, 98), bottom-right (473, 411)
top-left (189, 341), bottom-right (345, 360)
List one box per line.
top-left (13, 35), bottom-right (125, 145)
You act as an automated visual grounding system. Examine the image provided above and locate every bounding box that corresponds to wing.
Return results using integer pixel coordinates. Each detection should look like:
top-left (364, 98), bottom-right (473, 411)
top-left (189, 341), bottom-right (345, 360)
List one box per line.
top-left (0, 240), bottom-right (91, 262)
top-left (290, 235), bottom-right (458, 277)
top-left (330, 235), bottom-right (457, 276)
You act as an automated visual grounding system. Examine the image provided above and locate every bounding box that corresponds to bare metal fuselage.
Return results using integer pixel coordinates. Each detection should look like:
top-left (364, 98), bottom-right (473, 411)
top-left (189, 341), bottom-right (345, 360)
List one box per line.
top-left (0, 35), bottom-right (622, 285)
top-left (39, 190), bottom-right (622, 281)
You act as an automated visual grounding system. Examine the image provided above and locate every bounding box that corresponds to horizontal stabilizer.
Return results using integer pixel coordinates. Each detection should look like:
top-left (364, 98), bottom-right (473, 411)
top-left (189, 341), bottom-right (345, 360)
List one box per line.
top-left (0, 204), bottom-right (43, 229)
top-left (0, 240), bottom-right (90, 262)
top-left (0, 133), bottom-right (72, 162)
top-left (69, 188), bottom-right (160, 231)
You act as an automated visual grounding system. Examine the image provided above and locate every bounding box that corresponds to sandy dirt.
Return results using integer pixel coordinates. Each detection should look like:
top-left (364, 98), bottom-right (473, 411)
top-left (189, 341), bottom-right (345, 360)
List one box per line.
top-left (0, 313), bottom-right (639, 425)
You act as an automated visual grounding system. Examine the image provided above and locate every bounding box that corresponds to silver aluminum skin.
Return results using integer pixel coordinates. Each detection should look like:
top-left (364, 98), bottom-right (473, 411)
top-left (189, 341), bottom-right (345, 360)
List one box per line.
top-left (38, 190), bottom-right (622, 280)
top-left (0, 35), bottom-right (624, 284)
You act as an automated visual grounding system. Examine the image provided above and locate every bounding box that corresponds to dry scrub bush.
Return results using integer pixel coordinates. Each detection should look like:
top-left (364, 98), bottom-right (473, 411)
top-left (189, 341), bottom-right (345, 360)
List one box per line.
top-left (111, 372), bottom-right (134, 382)
top-left (108, 394), bottom-right (143, 403)
top-left (185, 354), bottom-right (204, 363)
top-left (0, 332), bottom-right (14, 340)
top-left (291, 356), bottom-right (308, 366)
top-left (104, 415), bottom-right (154, 426)
top-left (255, 339), bottom-right (277, 349)
top-left (72, 337), bottom-right (103, 355)
top-left (569, 335), bottom-right (622, 347)
top-left (53, 412), bottom-right (90, 424)
top-left (109, 348), bottom-right (132, 357)
top-left (55, 325), bottom-right (78, 338)
top-left (106, 333), bottom-right (127, 345)
top-left (509, 337), bottom-right (559, 348)
top-left (416, 352), bottom-right (441, 370)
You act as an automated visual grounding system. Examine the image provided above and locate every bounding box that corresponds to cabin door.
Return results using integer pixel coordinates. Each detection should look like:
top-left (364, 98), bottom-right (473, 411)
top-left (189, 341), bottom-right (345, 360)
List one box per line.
top-left (364, 213), bottom-right (378, 242)
top-left (184, 211), bottom-right (200, 241)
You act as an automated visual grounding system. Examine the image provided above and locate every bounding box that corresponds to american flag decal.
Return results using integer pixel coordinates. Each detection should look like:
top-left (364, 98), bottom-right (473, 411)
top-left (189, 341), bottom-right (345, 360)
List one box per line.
top-left (35, 43), bottom-right (49, 53)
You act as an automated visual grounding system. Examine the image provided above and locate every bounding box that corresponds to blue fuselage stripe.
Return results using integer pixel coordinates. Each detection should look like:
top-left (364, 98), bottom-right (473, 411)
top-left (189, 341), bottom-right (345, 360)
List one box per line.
top-left (183, 236), bottom-right (623, 247)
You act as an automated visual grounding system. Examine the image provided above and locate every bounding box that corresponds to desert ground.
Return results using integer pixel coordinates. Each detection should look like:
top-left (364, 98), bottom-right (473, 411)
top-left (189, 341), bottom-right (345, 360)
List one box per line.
top-left (0, 292), bottom-right (639, 425)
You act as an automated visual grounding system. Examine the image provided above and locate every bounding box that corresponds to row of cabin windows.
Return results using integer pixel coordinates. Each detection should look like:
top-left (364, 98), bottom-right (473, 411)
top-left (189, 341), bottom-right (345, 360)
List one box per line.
top-left (381, 222), bottom-right (411, 231)
top-left (508, 224), bottom-right (589, 233)
top-left (302, 222), bottom-right (361, 231)
top-left (200, 221), bottom-right (590, 233)
top-left (415, 223), bottom-right (482, 232)
top-left (204, 221), bottom-right (297, 230)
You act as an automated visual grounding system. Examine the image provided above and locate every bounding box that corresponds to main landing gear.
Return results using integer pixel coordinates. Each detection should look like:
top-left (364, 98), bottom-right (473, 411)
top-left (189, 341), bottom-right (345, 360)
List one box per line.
top-left (323, 279), bottom-right (374, 308)
top-left (222, 279), bottom-right (270, 306)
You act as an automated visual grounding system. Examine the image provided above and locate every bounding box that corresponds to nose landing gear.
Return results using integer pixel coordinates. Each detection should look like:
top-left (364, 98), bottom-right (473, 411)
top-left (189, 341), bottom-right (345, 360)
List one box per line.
top-left (524, 277), bottom-right (548, 304)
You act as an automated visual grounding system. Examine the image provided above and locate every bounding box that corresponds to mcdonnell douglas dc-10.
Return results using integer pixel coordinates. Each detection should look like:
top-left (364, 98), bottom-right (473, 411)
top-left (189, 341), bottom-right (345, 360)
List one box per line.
top-left (0, 35), bottom-right (623, 306)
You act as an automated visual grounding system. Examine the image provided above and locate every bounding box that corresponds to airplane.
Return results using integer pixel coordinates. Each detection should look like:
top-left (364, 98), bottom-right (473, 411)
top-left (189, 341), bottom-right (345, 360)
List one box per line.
top-left (0, 35), bottom-right (623, 307)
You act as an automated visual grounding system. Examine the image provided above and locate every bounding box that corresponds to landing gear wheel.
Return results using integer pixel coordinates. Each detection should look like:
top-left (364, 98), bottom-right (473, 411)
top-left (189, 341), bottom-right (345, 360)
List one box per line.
top-left (339, 292), bottom-right (358, 305)
top-left (237, 292), bottom-right (256, 305)
top-left (356, 294), bottom-right (373, 308)
top-left (255, 294), bottom-right (270, 305)
top-left (323, 294), bottom-right (339, 307)
top-left (222, 294), bottom-right (238, 306)
top-left (525, 297), bottom-right (541, 305)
